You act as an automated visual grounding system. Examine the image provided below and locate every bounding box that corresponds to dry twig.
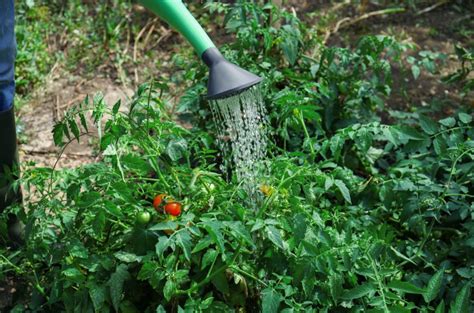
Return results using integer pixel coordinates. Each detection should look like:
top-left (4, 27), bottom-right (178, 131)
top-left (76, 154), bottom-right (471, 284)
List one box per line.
top-left (323, 7), bottom-right (405, 44)
top-left (416, 0), bottom-right (451, 16)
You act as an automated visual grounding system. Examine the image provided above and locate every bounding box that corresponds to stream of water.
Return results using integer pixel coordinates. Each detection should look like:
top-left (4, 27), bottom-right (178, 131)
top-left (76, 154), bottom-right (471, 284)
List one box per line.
top-left (211, 85), bottom-right (268, 201)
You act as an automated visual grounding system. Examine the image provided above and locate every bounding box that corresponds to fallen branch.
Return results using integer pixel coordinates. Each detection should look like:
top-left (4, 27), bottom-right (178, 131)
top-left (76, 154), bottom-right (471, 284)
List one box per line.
top-left (416, 0), bottom-right (451, 16)
top-left (323, 7), bottom-right (405, 44)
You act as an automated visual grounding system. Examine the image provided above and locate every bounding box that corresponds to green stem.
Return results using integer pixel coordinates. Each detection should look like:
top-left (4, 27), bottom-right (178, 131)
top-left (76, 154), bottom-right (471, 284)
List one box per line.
top-left (298, 111), bottom-right (316, 159)
top-left (369, 256), bottom-right (390, 313)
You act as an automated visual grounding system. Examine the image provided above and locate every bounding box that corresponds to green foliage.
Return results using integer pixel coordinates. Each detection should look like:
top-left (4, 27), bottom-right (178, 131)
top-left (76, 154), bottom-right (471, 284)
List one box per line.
top-left (2, 1), bottom-right (473, 312)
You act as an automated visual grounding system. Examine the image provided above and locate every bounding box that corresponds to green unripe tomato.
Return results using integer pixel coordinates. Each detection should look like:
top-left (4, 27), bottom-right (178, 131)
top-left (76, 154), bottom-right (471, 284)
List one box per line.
top-left (136, 211), bottom-right (151, 225)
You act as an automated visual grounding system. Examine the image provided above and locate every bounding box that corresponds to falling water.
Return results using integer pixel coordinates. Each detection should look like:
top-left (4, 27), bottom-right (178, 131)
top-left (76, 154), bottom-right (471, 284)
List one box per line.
top-left (210, 85), bottom-right (268, 201)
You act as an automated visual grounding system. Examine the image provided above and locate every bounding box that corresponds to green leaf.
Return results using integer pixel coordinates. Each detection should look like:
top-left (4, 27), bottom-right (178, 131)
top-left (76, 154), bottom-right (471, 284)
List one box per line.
top-left (419, 115), bottom-right (439, 135)
top-left (176, 231), bottom-right (192, 262)
top-left (166, 138), bottom-right (188, 162)
top-left (389, 305), bottom-right (412, 313)
top-left (341, 283), bottom-right (376, 300)
top-left (412, 65), bottom-right (420, 79)
top-left (112, 100), bottom-right (121, 115)
top-left (52, 122), bottom-right (65, 146)
top-left (163, 279), bottom-right (177, 301)
top-left (201, 249), bottom-right (218, 270)
top-left (388, 280), bottom-right (425, 294)
top-left (458, 113), bottom-right (472, 124)
top-left (433, 137), bottom-right (447, 155)
top-left (79, 112), bottom-right (88, 133)
top-left (335, 180), bottom-right (352, 204)
top-left (435, 300), bottom-right (445, 313)
top-left (88, 283), bottom-right (106, 312)
top-left (149, 221), bottom-right (178, 231)
top-left (93, 210), bottom-right (106, 237)
top-left (266, 225), bottom-right (286, 250)
top-left (203, 221), bottom-right (225, 254)
top-left (439, 117), bottom-right (456, 128)
top-left (449, 284), bottom-right (470, 313)
top-left (155, 236), bottom-right (171, 258)
top-left (211, 265), bottom-right (230, 294)
top-left (68, 118), bottom-right (81, 141)
top-left (108, 264), bottom-right (130, 312)
top-left (424, 270), bottom-right (444, 303)
top-left (329, 274), bottom-right (343, 302)
top-left (114, 252), bottom-right (142, 263)
top-left (261, 288), bottom-right (282, 313)
top-left (62, 268), bottom-right (85, 283)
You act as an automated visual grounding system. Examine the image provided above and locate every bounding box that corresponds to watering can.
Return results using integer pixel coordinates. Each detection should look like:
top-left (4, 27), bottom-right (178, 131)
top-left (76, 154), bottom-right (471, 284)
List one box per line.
top-left (140, 0), bottom-right (263, 99)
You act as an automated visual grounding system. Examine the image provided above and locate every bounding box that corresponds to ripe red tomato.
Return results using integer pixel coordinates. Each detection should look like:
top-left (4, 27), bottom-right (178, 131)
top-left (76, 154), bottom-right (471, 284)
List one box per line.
top-left (136, 211), bottom-right (151, 225)
top-left (153, 194), bottom-right (166, 210)
top-left (164, 202), bottom-right (182, 216)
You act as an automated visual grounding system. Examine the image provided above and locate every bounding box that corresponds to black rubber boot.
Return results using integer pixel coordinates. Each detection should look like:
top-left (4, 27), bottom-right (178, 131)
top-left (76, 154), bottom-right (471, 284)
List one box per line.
top-left (0, 106), bottom-right (23, 248)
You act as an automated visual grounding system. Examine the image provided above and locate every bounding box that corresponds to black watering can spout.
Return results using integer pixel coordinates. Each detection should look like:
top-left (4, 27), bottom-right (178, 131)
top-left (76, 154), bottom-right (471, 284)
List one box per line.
top-left (202, 48), bottom-right (263, 100)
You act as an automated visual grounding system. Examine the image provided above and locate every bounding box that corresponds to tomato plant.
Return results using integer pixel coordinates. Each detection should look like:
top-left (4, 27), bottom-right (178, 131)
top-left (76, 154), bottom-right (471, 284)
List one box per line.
top-left (1, 2), bottom-right (472, 313)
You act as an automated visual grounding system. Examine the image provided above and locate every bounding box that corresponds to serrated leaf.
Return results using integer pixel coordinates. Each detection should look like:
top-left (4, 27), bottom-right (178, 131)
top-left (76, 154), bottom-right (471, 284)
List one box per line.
top-left (424, 270), bottom-right (444, 303)
top-left (52, 122), bottom-right (65, 146)
top-left (79, 112), bottom-right (88, 132)
top-left (388, 280), bottom-right (425, 294)
top-left (155, 235), bottom-right (171, 258)
top-left (335, 180), bottom-right (352, 204)
top-left (108, 264), bottom-right (130, 312)
top-left (439, 117), bottom-right (456, 127)
top-left (458, 113), bottom-right (472, 124)
top-left (325, 176), bottom-right (334, 191)
top-left (176, 231), bottom-right (192, 262)
top-left (341, 283), bottom-right (375, 300)
top-left (449, 284), bottom-right (470, 313)
top-left (261, 288), bottom-right (282, 313)
top-left (433, 137), bottom-right (446, 155)
top-left (203, 221), bottom-right (225, 253)
top-left (192, 236), bottom-right (212, 254)
top-left (68, 118), bottom-right (80, 141)
top-left (201, 249), bottom-right (218, 270)
top-left (419, 115), bottom-right (439, 135)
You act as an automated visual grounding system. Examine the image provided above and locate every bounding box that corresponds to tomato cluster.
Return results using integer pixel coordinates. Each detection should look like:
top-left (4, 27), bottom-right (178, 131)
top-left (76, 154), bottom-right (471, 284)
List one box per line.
top-left (135, 193), bottom-right (182, 227)
top-left (153, 194), bottom-right (182, 217)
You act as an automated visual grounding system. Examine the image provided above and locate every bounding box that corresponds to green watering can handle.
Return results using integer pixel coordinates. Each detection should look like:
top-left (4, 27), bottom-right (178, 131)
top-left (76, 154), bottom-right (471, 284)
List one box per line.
top-left (139, 0), bottom-right (216, 57)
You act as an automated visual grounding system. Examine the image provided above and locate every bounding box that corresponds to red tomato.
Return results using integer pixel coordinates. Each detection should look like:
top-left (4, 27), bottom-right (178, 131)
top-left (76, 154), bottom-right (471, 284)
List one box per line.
top-left (153, 194), bottom-right (166, 210)
top-left (164, 202), bottom-right (182, 217)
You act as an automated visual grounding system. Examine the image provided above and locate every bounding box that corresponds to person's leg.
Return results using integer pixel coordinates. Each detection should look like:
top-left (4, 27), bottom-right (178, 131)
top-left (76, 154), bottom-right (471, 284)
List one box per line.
top-left (0, 0), bottom-right (22, 246)
top-left (0, 0), bottom-right (16, 112)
